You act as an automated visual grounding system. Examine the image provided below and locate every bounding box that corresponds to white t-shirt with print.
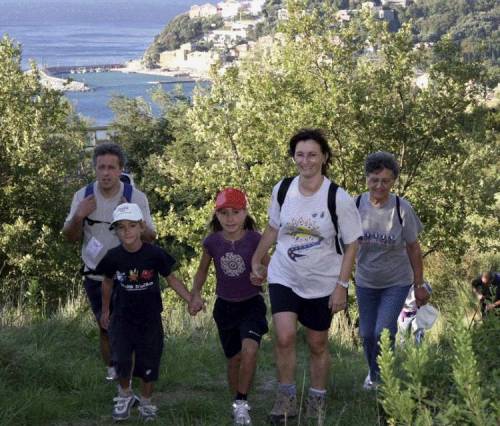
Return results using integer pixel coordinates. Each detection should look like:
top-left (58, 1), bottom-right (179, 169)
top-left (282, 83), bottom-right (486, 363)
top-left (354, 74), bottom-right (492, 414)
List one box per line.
top-left (267, 176), bottom-right (362, 299)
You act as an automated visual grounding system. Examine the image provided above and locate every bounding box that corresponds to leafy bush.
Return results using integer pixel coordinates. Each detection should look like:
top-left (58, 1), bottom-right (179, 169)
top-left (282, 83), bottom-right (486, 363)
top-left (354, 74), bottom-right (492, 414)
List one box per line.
top-left (0, 36), bottom-right (86, 313)
top-left (379, 317), bottom-right (499, 425)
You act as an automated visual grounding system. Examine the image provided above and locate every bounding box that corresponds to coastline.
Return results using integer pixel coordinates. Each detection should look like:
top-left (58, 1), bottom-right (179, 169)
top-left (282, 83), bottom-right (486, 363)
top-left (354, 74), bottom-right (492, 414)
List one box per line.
top-left (112, 59), bottom-right (209, 81)
top-left (29, 69), bottom-right (90, 92)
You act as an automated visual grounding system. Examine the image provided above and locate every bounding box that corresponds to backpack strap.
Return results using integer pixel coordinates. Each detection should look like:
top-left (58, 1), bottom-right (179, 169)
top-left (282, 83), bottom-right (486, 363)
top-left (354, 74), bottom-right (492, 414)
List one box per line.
top-left (355, 194), bottom-right (361, 209)
top-left (84, 183), bottom-right (94, 198)
top-left (395, 195), bottom-right (403, 226)
top-left (327, 182), bottom-right (343, 255)
top-left (122, 183), bottom-right (133, 202)
top-left (82, 182), bottom-right (134, 226)
top-left (356, 193), bottom-right (402, 226)
top-left (277, 177), bottom-right (294, 209)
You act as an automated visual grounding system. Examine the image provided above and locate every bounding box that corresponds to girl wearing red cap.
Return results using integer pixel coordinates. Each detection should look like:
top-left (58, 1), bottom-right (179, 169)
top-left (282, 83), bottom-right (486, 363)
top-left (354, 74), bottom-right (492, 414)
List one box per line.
top-left (190, 188), bottom-right (269, 426)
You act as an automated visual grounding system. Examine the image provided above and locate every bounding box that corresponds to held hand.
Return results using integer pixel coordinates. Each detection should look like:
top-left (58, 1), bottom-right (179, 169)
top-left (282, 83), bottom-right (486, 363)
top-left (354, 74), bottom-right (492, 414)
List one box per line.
top-left (76, 195), bottom-right (97, 220)
top-left (329, 285), bottom-right (347, 314)
top-left (485, 303), bottom-right (495, 312)
top-left (188, 293), bottom-right (205, 316)
top-left (100, 310), bottom-right (110, 330)
top-left (250, 267), bottom-right (267, 286)
top-left (251, 263), bottom-right (267, 279)
top-left (415, 285), bottom-right (430, 307)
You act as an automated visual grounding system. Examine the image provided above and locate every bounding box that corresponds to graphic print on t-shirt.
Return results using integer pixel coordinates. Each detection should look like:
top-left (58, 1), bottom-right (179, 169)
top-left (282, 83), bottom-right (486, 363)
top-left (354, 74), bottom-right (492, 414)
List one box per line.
top-left (221, 252), bottom-right (246, 277)
top-left (115, 268), bottom-right (156, 291)
top-left (284, 215), bottom-right (324, 262)
top-left (361, 230), bottom-right (397, 246)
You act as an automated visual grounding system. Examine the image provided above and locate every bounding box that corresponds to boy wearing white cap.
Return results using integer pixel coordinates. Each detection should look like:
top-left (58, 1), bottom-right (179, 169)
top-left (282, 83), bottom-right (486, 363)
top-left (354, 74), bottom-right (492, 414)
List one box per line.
top-left (96, 203), bottom-right (191, 422)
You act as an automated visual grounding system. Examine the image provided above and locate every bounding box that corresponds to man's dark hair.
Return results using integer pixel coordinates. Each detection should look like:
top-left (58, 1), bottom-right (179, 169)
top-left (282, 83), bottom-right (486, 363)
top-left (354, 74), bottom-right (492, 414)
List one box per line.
top-left (365, 151), bottom-right (399, 178)
top-left (288, 128), bottom-right (332, 175)
top-left (93, 143), bottom-right (126, 169)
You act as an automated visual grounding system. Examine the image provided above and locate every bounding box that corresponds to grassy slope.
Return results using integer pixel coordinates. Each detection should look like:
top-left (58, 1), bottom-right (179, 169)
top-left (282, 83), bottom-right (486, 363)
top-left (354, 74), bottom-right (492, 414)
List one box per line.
top-left (0, 299), bottom-right (381, 426)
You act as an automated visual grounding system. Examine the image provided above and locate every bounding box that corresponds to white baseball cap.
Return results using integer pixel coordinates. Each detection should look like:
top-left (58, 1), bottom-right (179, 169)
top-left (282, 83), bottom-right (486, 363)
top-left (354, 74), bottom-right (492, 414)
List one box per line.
top-left (110, 203), bottom-right (143, 229)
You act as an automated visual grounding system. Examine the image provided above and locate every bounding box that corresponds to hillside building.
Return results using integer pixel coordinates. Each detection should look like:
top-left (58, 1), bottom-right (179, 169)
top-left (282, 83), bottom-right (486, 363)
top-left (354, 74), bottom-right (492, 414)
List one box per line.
top-left (189, 3), bottom-right (218, 19)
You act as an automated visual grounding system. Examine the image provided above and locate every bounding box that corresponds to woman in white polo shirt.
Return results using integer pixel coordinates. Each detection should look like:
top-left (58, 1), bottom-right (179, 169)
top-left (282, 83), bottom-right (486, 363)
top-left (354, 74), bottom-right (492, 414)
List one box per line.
top-left (251, 128), bottom-right (362, 422)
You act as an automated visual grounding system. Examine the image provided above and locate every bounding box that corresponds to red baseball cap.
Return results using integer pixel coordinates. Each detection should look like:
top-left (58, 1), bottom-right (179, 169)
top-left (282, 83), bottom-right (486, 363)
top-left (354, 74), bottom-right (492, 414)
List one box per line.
top-left (215, 188), bottom-right (247, 210)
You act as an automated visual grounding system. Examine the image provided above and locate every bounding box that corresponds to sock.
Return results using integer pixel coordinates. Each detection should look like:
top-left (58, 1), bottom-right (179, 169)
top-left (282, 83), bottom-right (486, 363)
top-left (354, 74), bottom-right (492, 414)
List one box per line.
top-left (118, 384), bottom-right (132, 397)
top-left (278, 383), bottom-right (296, 397)
top-left (140, 396), bottom-right (152, 406)
top-left (309, 387), bottom-right (327, 398)
top-left (235, 392), bottom-right (247, 401)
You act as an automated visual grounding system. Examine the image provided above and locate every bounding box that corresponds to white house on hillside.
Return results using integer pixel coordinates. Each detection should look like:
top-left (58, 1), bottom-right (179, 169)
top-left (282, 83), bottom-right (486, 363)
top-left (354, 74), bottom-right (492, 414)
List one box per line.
top-left (217, 0), bottom-right (241, 19)
top-left (189, 3), bottom-right (218, 19)
top-left (381, 0), bottom-right (410, 7)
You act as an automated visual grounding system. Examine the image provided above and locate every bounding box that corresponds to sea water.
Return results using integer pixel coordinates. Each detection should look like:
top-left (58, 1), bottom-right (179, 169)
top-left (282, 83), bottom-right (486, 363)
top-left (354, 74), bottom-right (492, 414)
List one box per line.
top-left (1, 0), bottom-right (211, 125)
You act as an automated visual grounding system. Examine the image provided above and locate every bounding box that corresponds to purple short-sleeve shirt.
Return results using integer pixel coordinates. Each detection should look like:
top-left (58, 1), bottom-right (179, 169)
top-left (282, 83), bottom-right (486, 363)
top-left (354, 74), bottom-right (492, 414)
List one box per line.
top-left (203, 230), bottom-right (262, 301)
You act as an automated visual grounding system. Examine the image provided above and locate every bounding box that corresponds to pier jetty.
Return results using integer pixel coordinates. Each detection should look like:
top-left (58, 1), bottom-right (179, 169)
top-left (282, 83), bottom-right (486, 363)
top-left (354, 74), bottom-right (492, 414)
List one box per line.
top-left (45, 64), bottom-right (125, 77)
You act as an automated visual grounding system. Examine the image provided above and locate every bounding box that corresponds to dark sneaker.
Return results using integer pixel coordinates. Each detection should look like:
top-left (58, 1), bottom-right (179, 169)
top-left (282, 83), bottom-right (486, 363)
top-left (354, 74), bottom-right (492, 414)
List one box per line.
top-left (138, 403), bottom-right (158, 422)
top-left (305, 394), bottom-right (326, 424)
top-left (232, 400), bottom-right (251, 425)
top-left (112, 393), bottom-right (137, 421)
top-left (269, 392), bottom-right (297, 423)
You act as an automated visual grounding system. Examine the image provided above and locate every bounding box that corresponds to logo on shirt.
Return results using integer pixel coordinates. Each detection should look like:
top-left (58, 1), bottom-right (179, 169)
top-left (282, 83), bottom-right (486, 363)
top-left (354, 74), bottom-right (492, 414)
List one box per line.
top-left (285, 218), bottom-right (324, 261)
top-left (221, 252), bottom-right (246, 277)
top-left (361, 231), bottom-right (397, 246)
top-left (128, 269), bottom-right (139, 282)
top-left (140, 269), bottom-right (154, 280)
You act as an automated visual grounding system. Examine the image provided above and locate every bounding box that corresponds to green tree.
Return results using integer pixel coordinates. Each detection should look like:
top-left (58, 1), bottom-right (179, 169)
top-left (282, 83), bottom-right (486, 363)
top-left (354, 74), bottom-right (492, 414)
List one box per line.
top-left (149, 1), bottom-right (496, 269)
top-left (0, 36), bottom-right (86, 312)
top-left (108, 93), bottom-right (172, 183)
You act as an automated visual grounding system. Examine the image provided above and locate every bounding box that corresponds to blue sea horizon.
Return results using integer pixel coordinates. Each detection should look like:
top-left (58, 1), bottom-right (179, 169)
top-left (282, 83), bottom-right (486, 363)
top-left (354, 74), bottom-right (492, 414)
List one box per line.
top-left (1, 0), bottom-right (213, 125)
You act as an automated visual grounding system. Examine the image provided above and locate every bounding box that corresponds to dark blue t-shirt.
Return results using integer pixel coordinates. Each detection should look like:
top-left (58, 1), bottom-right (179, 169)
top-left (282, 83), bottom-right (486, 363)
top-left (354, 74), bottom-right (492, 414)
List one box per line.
top-left (96, 243), bottom-right (175, 321)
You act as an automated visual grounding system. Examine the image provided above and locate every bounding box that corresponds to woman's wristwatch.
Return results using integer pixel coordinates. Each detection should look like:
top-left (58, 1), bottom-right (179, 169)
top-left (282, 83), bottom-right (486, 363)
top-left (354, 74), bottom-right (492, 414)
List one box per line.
top-left (336, 279), bottom-right (349, 289)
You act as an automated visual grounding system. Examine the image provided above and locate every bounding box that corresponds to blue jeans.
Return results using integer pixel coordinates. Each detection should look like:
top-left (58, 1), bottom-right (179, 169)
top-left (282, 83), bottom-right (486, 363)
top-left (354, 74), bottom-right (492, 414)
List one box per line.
top-left (356, 285), bottom-right (411, 382)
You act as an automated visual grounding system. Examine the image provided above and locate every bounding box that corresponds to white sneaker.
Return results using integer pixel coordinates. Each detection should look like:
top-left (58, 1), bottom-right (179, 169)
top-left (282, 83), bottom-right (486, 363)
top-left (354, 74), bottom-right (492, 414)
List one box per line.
top-left (138, 403), bottom-right (158, 422)
top-left (233, 400), bottom-right (251, 425)
top-left (106, 366), bottom-right (117, 382)
top-left (362, 373), bottom-right (378, 391)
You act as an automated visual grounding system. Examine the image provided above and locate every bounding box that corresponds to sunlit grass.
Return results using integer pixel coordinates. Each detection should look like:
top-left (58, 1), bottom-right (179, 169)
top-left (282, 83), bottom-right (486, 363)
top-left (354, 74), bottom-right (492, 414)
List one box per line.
top-left (0, 294), bottom-right (381, 426)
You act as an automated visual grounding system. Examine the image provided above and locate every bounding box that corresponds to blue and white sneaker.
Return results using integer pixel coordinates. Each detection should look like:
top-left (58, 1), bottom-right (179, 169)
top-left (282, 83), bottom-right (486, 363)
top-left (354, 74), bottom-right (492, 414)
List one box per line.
top-left (138, 403), bottom-right (158, 422)
top-left (112, 393), bottom-right (137, 421)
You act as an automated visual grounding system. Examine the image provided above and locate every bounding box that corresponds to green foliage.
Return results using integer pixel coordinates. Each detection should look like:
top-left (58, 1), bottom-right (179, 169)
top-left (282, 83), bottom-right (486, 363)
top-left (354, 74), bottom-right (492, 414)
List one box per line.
top-left (144, 3), bottom-right (496, 270)
top-left (401, 0), bottom-right (500, 81)
top-left (379, 317), bottom-right (499, 425)
top-left (143, 14), bottom-right (224, 68)
top-left (108, 93), bottom-right (173, 183)
top-left (0, 36), bottom-right (86, 313)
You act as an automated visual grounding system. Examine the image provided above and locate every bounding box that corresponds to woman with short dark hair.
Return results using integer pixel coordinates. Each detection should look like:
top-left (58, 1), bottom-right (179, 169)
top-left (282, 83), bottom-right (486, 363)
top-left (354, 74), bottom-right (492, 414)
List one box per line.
top-left (251, 128), bottom-right (362, 422)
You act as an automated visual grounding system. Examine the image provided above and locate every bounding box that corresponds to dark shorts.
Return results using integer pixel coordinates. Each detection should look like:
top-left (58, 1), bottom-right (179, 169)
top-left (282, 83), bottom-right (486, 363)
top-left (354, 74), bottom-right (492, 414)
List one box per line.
top-left (109, 314), bottom-right (164, 383)
top-left (213, 295), bottom-right (269, 359)
top-left (84, 278), bottom-right (113, 331)
top-left (269, 283), bottom-right (333, 331)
